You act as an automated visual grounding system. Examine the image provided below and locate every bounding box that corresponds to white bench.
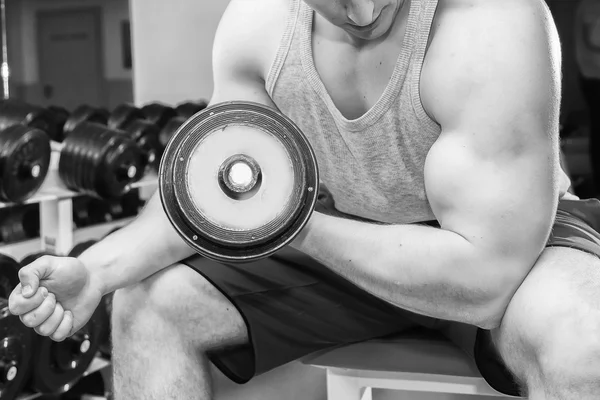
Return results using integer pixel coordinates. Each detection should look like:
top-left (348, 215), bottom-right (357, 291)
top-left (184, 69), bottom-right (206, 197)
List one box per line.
top-left (302, 329), bottom-right (521, 400)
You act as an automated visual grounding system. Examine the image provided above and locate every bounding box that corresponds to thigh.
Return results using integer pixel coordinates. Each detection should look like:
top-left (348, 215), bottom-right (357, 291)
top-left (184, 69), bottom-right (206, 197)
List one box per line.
top-left (181, 247), bottom-right (437, 384)
top-left (491, 200), bottom-right (600, 390)
top-left (112, 262), bottom-right (249, 350)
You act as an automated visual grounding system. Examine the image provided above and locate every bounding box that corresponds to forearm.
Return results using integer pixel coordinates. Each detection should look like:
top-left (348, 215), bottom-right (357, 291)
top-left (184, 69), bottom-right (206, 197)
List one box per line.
top-left (78, 192), bottom-right (195, 295)
top-left (291, 213), bottom-right (520, 328)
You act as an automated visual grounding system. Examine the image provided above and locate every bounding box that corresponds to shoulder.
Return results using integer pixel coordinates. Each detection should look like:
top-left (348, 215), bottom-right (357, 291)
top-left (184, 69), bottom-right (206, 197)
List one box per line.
top-left (213, 0), bottom-right (292, 81)
top-left (421, 0), bottom-right (561, 125)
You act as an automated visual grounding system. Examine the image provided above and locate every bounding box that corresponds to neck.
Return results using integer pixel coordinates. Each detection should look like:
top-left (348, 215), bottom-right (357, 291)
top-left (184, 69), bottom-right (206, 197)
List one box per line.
top-left (312, 0), bottom-right (411, 49)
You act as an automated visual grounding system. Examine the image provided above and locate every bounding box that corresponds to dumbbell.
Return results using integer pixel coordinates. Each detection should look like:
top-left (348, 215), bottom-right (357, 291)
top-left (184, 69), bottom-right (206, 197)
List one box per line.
top-left (108, 104), bottom-right (162, 170)
top-left (141, 102), bottom-right (178, 129)
top-left (46, 106), bottom-right (70, 142)
top-left (58, 121), bottom-right (146, 199)
top-left (159, 101), bottom-right (319, 263)
top-left (158, 116), bottom-right (187, 150)
top-left (62, 105), bottom-right (109, 137)
top-left (0, 99), bottom-right (61, 142)
top-left (175, 100), bottom-right (208, 119)
top-left (0, 205), bottom-right (40, 244)
top-left (0, 125), bottom-right (51, 203)
top-left (0, 254), bottom-right (36, 400)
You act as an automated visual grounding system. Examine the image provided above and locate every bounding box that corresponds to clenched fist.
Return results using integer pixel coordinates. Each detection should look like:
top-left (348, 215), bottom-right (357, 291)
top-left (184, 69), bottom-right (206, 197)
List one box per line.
top-left (8, 255), bottom-right (104, 341)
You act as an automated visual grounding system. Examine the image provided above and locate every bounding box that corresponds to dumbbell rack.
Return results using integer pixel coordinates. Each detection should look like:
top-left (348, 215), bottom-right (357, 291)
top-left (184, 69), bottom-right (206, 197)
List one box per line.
top-left (0, 147), bottom-right (157, 400)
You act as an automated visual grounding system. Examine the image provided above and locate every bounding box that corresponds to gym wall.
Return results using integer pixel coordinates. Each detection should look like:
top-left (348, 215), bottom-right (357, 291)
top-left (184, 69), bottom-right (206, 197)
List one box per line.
top-left (6, 0), bottom-right (132, 109)
top-left (129, 0), bottom-right (229, 105)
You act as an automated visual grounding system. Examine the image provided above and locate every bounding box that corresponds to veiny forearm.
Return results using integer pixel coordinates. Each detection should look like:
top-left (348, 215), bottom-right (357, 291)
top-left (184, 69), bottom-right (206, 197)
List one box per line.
top-left (292, 212), bottom-right (518, 328)
top-left (78, 192), bottom-right (196, 295)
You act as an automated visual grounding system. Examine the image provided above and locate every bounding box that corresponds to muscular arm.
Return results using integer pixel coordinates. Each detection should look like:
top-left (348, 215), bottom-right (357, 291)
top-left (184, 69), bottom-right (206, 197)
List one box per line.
top-left (84, 0), bottom-right (284, 295)
top-left (292, 0), bottom-right (562, 329)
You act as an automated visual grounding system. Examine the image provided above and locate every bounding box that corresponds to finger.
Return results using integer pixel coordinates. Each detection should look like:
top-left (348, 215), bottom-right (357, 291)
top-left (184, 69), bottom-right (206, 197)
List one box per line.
top-left (20, 291), bottom-right (56, 328)
top-left (19, 256), bottom-right (55, 298)
top-left (8, 286), bottom-right (49, 316)
top-left (35, 302), bottom-right (65, 337)
top-left (51, 311), bottom-right (73, 342)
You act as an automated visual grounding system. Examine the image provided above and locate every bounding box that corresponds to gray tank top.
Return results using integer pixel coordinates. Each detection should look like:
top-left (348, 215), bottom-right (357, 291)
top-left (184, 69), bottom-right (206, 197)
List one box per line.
top-left (266, 0), bottom-right (440, 224)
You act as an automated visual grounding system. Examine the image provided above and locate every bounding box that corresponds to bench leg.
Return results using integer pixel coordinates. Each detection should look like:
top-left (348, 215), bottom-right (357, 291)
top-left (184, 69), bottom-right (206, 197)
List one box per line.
top-left (327, 369), bottom-right (372, 400)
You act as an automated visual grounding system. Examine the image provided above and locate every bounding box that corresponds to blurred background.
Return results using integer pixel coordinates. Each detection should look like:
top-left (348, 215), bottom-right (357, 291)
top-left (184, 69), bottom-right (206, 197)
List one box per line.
top-left (0, 0), bottom-right (597, 196)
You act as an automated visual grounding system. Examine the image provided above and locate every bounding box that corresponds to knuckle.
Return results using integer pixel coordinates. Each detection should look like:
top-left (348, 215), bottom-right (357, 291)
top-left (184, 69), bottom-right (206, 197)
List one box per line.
top-left (20, 315), bottom-right (34, 328)
top-left (36, 325), bottom-right (51, 336)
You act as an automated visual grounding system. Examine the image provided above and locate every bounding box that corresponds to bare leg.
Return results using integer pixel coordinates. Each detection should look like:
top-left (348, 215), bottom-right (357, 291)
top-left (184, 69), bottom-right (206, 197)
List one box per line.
top-left (111, 263), bottom-right (248, 400)
top-left (493, 247), bottom-right (600, 399)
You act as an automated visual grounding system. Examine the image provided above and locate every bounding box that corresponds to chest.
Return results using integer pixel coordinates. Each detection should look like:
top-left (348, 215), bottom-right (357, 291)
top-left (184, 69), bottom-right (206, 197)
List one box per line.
top-left (312, 37), bottom-right (402, 120)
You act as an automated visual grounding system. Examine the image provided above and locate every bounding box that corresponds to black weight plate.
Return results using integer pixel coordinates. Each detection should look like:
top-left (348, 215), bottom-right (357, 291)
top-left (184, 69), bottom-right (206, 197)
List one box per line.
top-left (88, 131), bottom-right (125, 199)
top-left (86, 199), bottom-right (116, 224)
top-left (46, 106), bottom-right (70, 143)
top-left (123, 120), bottom-right (161, 168)
top-left (0, 205), bottom-right (40, 243)
top-left (0, 99), bottom-right (60, 142)
top-left (72, 197), bottom-right (92, 228)
top-left (0, 254), bottom-right (35, 400)
top-left (30, 302), bottom-right (109, 394)
top-left (175, 100), bottom-right (207, 119)
top-left (158, 116), bottom-right (186, 149)
top-left (98, 293), bottom-right (113, 358)
top-left (57, 132), bottom-right (79, 192)
top-left (120, 189), bottom-right (141, 217)
top-left (0, 211), bottom-right (28, 244)
top-left (81, 127), bottom-right (115, 195)
top-left (68, 240), bottom-right (97, 258)
top-left (141, 102), bottom-right (178, 129)
top-left (107, 104), bottom-right (145, 131)
top-left (63, 105), bottom-right (108, 136)
top-left (159, 101), bottom-right (319, 263)
top-left (0, 254), bottom-right (19, 301)
top-left (58, 125), bottom-right (88, 193)
top-left (97, 136), bottom-right (145, 199)
top-left (0, 125), bottom-right (51, 203)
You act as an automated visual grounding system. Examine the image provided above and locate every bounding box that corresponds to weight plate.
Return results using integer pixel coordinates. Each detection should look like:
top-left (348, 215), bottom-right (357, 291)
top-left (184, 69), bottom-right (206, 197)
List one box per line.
top-left (141, 102), bottom-right (177, 129)
top-left (0, 99), bottom-right (60, 142)
top-left (0, 125), bottom-right (51, 203)
top-left (72, 197), bottom-right (92, 228)
top-left (108, 104), bottom-right (145, 131)
top-left (158, 116), bottom-right (186, 150)
top-left (46, 106), bottom-right (70, 142)
top-left (159, 101), bottom-right (318, 262)
top-left (0, 254), bottom-right (36, 400)
top-left (0, 206), bottom-right (40, 244)
top-left (97, 136), bottom-right (145, 199)
top-left (30, 303), bottom-right (109, 394)
top-left (63, 105), bottom-right (109, 136)
top-left (83, 127), bottom-right (118, 196)
top-left (175, 100), bottom-right (207, 119)
top-left (124, 120), bottom-right (161, 168)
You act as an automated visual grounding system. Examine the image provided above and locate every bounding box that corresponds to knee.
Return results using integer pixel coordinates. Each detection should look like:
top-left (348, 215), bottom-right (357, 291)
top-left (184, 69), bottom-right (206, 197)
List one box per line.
top-left (498, 299), bottom-right (600, 392)
top-left (112, 263), bottom-right (208, 334)
top-left (535, 315), bottom-right (600, 388)
top-left (111, 263), bottom-right (245, 349)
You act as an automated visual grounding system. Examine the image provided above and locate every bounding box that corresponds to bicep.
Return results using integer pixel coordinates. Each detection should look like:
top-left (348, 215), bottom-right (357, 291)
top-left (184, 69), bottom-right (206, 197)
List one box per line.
top-left (209, 0), bottom-right (282, 108)
top-left (422, 0), bottom-right (561, 271)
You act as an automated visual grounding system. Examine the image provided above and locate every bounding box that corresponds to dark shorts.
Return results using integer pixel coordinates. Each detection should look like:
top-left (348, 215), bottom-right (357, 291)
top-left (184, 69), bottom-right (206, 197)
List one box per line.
top-left (182, 198), bottom-right (600, 397)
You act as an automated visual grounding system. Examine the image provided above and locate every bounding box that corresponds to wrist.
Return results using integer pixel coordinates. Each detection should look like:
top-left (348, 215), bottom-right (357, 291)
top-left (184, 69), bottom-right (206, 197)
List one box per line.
top-left (86, 263), bottom-right (110, 297)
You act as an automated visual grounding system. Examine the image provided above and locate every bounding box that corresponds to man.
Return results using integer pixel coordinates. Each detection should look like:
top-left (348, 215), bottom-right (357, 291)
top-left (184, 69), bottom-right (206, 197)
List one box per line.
top-left (575, 0), bottom-right (600, 195)
top-left (8, 0), bottom-right (600, 399)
